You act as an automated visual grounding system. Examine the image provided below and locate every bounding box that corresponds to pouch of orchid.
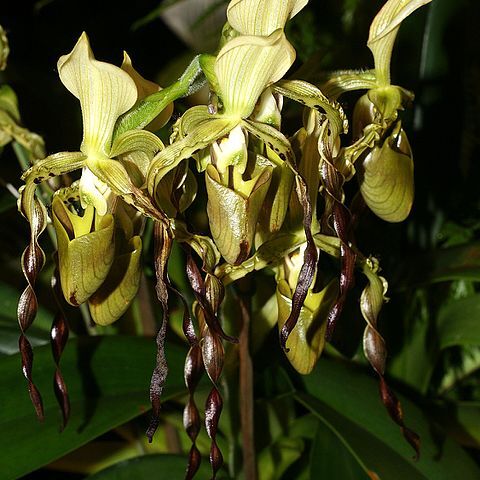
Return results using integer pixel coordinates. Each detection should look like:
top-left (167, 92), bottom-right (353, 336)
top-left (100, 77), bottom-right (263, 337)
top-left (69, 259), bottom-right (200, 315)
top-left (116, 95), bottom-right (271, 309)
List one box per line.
top-left (16, 0), bottom-right (431, 478)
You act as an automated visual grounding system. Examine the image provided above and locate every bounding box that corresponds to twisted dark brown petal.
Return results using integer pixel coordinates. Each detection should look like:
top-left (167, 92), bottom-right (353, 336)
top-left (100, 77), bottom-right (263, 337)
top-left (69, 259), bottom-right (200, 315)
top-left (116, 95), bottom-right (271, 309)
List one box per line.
top-left (184, 344), bottom-right (203, 480)
top-left (51, 266), bottom-right (70, 429)
top-left (185, 252), bottom-right (237, 344)
top-left (362, 274), bottom-right (420, 459)
top-left (17, 187), bottom-right (47, 420)
top-left (205, 387), bottom-right (223, 478)
top-left (325, 202), bottom-right (357, 340)
top-left (146, 221), bottom-right (172, 442)
top-left (279, 173), bottom-right (318, 352)
top-left (378, 376), bottom-right (420, 459)
top-left (183, 247), bottom-right (232, 478)
top-left (319, 153), bottom-right (357, 341)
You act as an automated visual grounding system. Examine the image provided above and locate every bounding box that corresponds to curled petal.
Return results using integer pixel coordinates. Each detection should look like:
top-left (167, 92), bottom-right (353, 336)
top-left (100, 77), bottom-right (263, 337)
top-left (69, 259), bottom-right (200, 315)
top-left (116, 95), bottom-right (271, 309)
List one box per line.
top-left (58, 32), bottom-right (137, 156)
top-left (110, 129), bottom-right (164, 158)
top-left (147, 117), bottom-right (238, 197)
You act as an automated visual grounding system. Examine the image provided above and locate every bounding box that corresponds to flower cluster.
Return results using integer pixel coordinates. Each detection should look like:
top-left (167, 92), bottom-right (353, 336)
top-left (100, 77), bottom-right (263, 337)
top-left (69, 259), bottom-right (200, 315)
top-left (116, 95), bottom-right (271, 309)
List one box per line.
top-left (17, 0), bottom-right (431, 477)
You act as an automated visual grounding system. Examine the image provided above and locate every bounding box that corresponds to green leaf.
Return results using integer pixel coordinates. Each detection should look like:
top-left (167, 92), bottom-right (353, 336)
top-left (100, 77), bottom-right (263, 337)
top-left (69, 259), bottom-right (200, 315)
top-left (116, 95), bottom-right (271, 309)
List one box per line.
top-left (0, 336), bottom-right (187, 479)
top-left (298, 357), bottom-right (480, 480)
top-left (87, 453), bottom-right (211, 480)
top-left (257, 436), bottom-right (304, 480)
top-left (0, 190), bottom-right (17, 213)
top-left (395, 242), bottom-right (480, 287)
top-left (309, 421), bottom-right (371, 480)
top-left (437, 294), bottom-right (480, 349)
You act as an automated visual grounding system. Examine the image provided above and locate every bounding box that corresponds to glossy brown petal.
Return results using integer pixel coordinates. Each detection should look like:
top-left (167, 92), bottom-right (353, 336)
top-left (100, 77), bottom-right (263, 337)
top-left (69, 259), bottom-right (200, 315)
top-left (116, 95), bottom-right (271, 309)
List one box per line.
top-left (184, 344), bottom-right (203, 480)
top-left (279, 175), bottom-right (318, 351)
top-left (205, 387), bottom-right (224, 478)
top-left (185, 252), bottom-right (237, 344)
top-left (319, 148), bottom-right (357, 341)
top-left (51, 266), bottom-right (70, 430)
top-left (325, 203), bottom-right (357, 340)
top-left (361, 262), bottom-right (420, 459)
top-left (17, 182), bottom-right (48, 421)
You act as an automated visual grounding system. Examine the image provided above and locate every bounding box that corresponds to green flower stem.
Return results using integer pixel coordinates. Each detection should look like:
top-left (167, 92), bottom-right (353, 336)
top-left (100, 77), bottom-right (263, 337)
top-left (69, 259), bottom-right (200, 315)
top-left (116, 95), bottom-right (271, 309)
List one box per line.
top-left (113, 55), bottom-right (207, 138)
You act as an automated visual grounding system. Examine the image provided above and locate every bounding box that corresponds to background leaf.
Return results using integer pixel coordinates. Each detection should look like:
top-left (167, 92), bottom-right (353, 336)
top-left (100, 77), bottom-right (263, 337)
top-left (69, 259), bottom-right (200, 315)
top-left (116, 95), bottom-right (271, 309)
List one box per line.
top-left (297, 356), bottom-right (480, 480)
top-left (87, 453), bottom-right (211, 480)
top-left (0, 335), bottom-right (187, 479)
top-left (437, 294), bottom-right (480, 349)
top-left (309, 420), bottom-right (371, 480)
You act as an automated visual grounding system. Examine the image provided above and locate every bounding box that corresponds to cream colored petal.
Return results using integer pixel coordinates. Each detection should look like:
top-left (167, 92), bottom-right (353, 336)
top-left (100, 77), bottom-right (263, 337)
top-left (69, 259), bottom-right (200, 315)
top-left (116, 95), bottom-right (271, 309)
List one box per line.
top-left (121, 51), bottom-right (173, 130)
top-left (211, 124), bottom-right (248, 175)
top-left (57, 32), bottom-right (138, 156)
top-left (215, 30), bottom-right (295, 118)
top-left (227, 0), bottom-right (308, 36)
top-left (79, 167), bottom-right (110, 215)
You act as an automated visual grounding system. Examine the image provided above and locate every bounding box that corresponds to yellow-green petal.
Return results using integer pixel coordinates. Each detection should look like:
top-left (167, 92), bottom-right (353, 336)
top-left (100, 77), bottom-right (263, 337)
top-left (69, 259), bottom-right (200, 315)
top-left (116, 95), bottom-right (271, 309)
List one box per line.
top-left (358, 122), bottom-right (414, 222)
top-left (57, 32), bottom-right (138, 157)
top-left (52, 196), bottom-right (115, 306)
top-left (147, 116), bottom-right (238, 196)
top-left (88, 236), bottom-right (142, 326)
top-left (78, 166), bottom-right (111, 216)
top-left (0, 25), bottom-right (9, 71)
top-left (205, 164), bottom-right (272, 264)
top-left (215, 30), bottom-right (295, 118)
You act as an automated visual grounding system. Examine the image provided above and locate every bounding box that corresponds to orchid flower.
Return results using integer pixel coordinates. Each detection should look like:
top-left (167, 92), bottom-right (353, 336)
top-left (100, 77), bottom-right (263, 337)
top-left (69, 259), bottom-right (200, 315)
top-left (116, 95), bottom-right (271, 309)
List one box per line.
top-left (147, 0), bottom-right (308, 196)
top-left (18, 32), bottom-right (168, 311)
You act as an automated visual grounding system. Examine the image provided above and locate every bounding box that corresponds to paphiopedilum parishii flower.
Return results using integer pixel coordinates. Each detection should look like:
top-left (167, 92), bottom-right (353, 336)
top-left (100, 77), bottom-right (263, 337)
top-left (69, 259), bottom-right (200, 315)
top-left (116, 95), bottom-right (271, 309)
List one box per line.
top-left (147, 0), bottom-right (307, 190)
top-left (354, 0), bottom-right (432, 222)
top-left (18, 32), bottom-right (167, 311)
top-left (320, 0), bottom-right (431, 223)
top-left (16, 31), bottom-right (168, 427)
top-left (147, 0), bottom-right (308, 265)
